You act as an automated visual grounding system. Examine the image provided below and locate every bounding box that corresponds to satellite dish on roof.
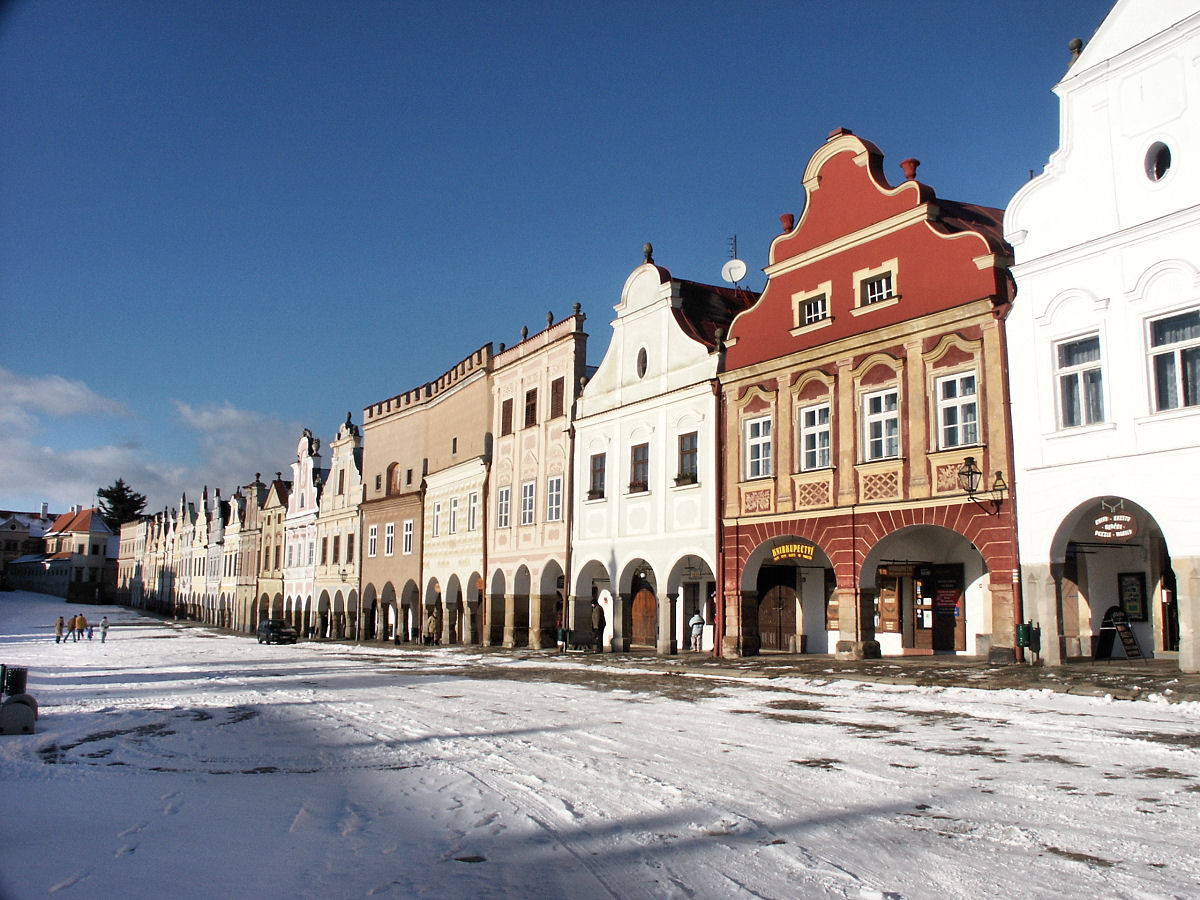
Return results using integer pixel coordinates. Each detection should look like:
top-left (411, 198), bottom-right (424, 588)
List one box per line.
top-left (721, 258), bottom-right (747, 284)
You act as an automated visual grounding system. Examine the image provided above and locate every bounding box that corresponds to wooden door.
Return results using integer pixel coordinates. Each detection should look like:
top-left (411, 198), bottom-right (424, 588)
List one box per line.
top-left (758, 584), bottom-right (797, 651)
top-left (631, 588), bottom-right (657, 646)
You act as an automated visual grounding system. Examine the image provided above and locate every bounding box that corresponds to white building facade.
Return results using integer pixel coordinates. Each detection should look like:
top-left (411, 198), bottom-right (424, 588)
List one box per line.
top-left (1004, 0), bottom-right (1200, 670)
top-left (570, 248), bottom-right (754, 653)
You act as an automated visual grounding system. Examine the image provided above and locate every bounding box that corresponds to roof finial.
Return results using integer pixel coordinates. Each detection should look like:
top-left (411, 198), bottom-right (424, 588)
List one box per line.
top-left (900, 158), bottom-right (920, 181)
top-left (643, 242), bottom-right (654, 264)
top-left (1068, 37), bottom-right (1083, 66)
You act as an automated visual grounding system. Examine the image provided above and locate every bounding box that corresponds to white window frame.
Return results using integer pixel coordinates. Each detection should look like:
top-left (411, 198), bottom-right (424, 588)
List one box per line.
top-left (367, 524), bottom-right (377, 558)
top-left (799, 402), bottom-right (831, 470)
top-left (745, 416), bottom-right (773, 479)
top-left (402, 519), bottom-right (413, 555)
top-left (852, 258), bottom-right (899, 314)
top-left (935, 372), bottom-right (979, 449)
top-left (862, 388), bottom-right (900, 461)
top-left (449, 496), bottom-right (458, 534)
top-left (546, 475), bottom-right (563, 522)
top-left (384, 522), bottom-right (395, 557)
top-left (468, 492), bottom-right (478, 531)
top-left (520, 481), bottom-right (536, 526)
top-left (790, 280), bottom-right (833, 335)
top-left (432, 502), bottom-right (441, 537)
top-left (1148, 308), bottom-right (1200, 412)
top-left (497, 486), bottom-right (511, 528)
top-left (1055, 334), bottom-right (1105, 428)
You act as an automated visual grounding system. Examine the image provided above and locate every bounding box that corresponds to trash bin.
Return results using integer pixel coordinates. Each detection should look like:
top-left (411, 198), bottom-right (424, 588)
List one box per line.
top-left (1016, 623), bottom-right (1032, 648)
top-left (3, 667), bottom-right (27, 696)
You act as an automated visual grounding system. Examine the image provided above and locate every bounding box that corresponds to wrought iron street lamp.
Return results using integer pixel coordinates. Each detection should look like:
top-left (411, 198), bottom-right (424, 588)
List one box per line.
top-left (958, 456), bottom-right (1008, 515)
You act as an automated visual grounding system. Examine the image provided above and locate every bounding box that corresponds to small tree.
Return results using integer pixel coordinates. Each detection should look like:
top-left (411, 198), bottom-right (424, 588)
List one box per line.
top-left (97, 478), bottom-right (147, 531)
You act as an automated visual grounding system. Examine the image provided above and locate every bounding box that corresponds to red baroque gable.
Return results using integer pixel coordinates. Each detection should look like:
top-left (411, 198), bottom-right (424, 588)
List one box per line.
top-left (726, 130), bottom-right (1012, 370)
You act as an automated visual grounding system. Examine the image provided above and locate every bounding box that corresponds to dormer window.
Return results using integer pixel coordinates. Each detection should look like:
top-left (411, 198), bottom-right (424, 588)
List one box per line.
top-left (852, 259), bottom-right (900, 315)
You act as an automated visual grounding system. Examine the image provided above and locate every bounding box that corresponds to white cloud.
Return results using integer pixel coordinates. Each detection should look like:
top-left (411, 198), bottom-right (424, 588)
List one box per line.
top-left (0, 367), bottom-right (129, 428)
top-left (0, 376), bottom-right (302, 515)
top-left (173, 400), bottom-right (303, 498)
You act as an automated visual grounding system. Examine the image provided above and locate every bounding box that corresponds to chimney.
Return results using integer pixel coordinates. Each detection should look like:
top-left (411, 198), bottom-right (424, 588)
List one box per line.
top-left (41, 501), bottom-right (48, 518)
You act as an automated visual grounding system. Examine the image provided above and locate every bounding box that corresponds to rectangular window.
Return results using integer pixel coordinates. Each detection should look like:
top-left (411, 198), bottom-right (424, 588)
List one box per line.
top-left (1150, 309), bottom-right (1200, 412)
top-left (799, 403), bottom-right (831, 470)
top-left (468, 492), bottom-right (478, 531)
top-left (802, 294), bottom-right (828, 325)
top-left (745, 416), bottom-right (772, 479)
top-left (402, 520), bottom-right (413, 555)
top-left (862, 272), bottom-right (894, 306)
top-left (497, 487), bottom-right (511, 528)
top-left (863, 388), bottom-right (900, 460)
top-left (338, 469), bottom-right (345, 495)
top-left (368, 524), bottom-right (377, 558)
top-left (332, 535), bottom-right (340, 564)
top-left (449, 496), bottom-right (458, 534)
top-left (937, 373), bottom-right (978, 448)
top-left (321, 537), bottom-right (328, 565)
top-left (375, 474), bottom-right (382, 491)
top-left (1056, 335), bottom-right (1104, 427)
top-left (589, 453), bottom-right (606, 499)
top-left (677, 431), bottom-right (698, 482)
top-left (501, 398), bottom-right (514, 436)
top-left (524, 388), bottom-right (538, 428)
top-left (307, 542), bottom-right (314, 565)
top-left (630, 443), bottom-right (649, 492)
top-left (451, 436), bottom-right (458, 455)
top-left (546, 476), bottom-right (563, 521)
top-left (521, 481), bottom-right (536, 525)
top-left (384, 522), bottom-right (395, 556)
top-left (287, 545), bottom-right (293, 568)
top-left (406, 468), bottom-right (413, 486)
top-left (550, 377), bottom-right (565, 418)
top-left (433, 502), bottom-right (441, 537)
top-left (346, 533), bottom-right (354, 562)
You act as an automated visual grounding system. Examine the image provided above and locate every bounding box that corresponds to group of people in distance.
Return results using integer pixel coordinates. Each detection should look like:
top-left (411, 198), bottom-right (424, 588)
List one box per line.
top-left (53, 614), bottom-right (109, 644)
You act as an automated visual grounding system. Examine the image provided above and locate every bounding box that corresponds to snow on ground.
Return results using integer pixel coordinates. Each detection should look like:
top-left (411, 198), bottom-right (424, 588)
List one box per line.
top-left (1, 591), bottom-right (1198, 900)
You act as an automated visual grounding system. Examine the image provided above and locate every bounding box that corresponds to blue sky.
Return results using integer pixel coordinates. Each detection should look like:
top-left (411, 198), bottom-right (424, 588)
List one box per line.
top-left (0, 0), bottom-right (1115, 515)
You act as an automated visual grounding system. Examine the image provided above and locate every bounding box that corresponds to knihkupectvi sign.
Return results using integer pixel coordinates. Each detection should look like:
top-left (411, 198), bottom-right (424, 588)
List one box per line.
top-left (770, 541), bottom-right (817, 563)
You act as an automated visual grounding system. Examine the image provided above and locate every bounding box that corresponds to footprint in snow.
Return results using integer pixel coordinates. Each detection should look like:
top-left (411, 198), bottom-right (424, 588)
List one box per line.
top-left (118, 822), bottom-right (147, 838)
top-left (114, 844), bottom-right (136, 858)
top-left (163, 798), bottom-right (183, 816)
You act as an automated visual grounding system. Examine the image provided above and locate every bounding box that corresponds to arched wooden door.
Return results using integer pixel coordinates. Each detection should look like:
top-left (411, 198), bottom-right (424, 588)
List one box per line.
top-left (631, 588), bottom-right (656, 646)
top-left (758, 584), bottom-right (797, 652)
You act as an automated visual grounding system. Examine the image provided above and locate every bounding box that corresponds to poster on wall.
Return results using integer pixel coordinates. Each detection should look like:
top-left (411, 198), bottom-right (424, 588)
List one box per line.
top-left (1118, 571), bottom-right (1147, 621)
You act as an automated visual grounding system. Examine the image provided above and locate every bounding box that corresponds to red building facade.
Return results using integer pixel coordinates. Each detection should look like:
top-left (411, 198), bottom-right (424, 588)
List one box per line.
top-left (718, 129), bottom-right (1020, 659)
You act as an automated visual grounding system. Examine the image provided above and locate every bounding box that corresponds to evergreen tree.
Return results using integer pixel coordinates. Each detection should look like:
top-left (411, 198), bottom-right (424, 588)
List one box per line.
top-left (97, 478), bottom-right (148, 531)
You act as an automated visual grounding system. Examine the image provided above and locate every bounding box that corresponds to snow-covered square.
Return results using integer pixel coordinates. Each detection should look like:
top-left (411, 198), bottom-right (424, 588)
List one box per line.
top-left (1, 592), bottom-right (1198, 899)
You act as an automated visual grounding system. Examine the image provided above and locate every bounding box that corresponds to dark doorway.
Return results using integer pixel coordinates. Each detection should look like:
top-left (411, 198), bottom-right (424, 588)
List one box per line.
top-left (757, 565), bottom-right (797, 652)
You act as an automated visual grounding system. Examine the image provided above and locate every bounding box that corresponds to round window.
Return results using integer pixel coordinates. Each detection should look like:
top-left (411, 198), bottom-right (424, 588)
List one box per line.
top-left (1145, 142), bottom-right (1171, 182)
top-left (636, 347), bottom-right (648, 378)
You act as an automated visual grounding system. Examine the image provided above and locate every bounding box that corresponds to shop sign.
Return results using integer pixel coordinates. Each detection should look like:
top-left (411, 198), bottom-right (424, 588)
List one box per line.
top-left (1092, 499), bottom-right (1138, 542)
top-left (770, 541), bottom-right (816, 563)
top-left (879, 564), bottom-right (914, 577)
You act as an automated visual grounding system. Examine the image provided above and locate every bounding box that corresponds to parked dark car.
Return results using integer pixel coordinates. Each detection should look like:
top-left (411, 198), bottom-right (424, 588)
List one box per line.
top-left (257, 619), bottom-right (298, 645)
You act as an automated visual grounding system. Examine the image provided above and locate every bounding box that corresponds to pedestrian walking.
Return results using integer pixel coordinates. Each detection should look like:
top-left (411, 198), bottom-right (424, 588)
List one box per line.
top-left (424, 610), bottom-right (438, 646)
top-left (100, 616), bottom-right (110, 643)
top-left (68, 614), bottom-right (79, 642)
top-left (591, 599), bottom-right (605, 653)
top-left (689, 611), bottom-right (705, 652)
top-left (77, 614), bottom-right (88, 643)
top-left (54, 616), bottom-right (65, 644)
top-left (555, 600), bottom-right (566, 653)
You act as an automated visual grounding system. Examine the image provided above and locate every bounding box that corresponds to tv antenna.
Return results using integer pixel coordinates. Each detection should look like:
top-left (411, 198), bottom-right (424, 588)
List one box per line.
top-left (721, 235), bottom-right (746, 285)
